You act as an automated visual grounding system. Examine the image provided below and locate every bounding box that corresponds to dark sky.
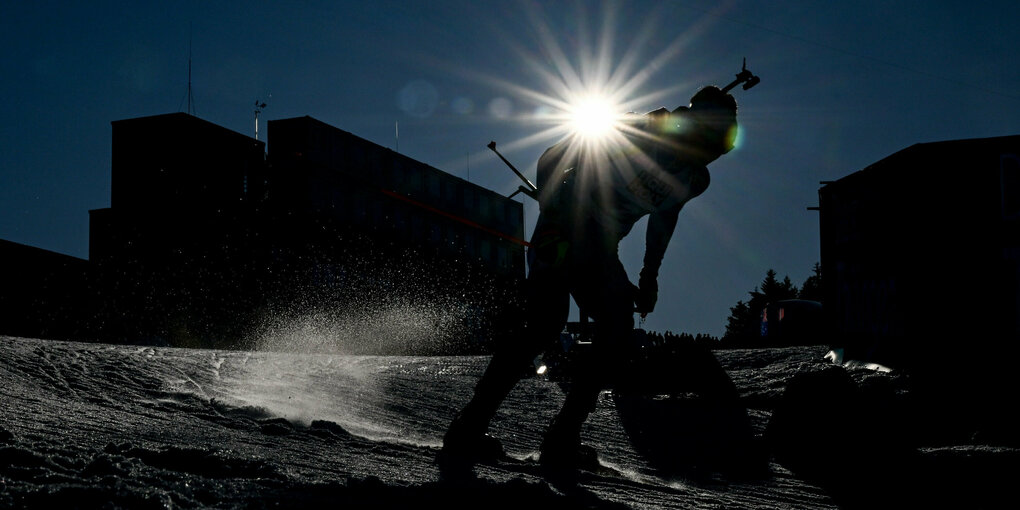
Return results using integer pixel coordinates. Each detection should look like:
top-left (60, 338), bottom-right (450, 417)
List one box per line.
top-left (2, 0), bottom-right (1017, 337)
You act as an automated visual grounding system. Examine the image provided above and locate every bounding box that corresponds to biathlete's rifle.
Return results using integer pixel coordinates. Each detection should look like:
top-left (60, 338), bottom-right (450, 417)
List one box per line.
top-left (720, 57), bottom-right (760, 93)
top-left (487, 141), bottom-right (539, 200)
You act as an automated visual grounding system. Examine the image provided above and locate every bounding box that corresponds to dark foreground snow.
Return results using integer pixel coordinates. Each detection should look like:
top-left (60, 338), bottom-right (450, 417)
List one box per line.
top-left (1, 336), bottom-right (1017, 509)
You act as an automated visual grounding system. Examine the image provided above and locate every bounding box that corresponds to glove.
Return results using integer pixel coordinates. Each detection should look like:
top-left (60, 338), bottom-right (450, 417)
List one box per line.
top-left (634, 271), bottom-right (658, 316)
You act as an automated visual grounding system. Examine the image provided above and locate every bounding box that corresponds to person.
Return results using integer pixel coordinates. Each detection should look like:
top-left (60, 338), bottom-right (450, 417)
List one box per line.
top-left (440, 85), bottom-right (739, 472)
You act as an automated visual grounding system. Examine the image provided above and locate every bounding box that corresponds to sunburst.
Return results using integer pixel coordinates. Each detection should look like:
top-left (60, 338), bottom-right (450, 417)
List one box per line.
top-left (489, 3), bottom-right (709, 159)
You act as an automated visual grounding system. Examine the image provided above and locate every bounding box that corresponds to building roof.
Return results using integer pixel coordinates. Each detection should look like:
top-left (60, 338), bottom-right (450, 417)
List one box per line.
top-left (822, 134), bottom-right (1020, 193)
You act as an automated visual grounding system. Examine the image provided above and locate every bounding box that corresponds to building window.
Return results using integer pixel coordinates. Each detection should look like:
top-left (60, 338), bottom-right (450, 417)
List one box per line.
top-left (497, 244), bottom-right (508, 268)
top-left (505, 203), bottom-right (519, 229)
top-left (371, 198), bottom-right (385, 226)
top-left (429, 221), bottom-right (442, 244)
top-left (354, 195), bottom-right (367, 224)
top-left (404, 164), bottom-right (423, 195)
top-left (389, 160), bottom-right (404, 190)
top-left (480, 239), bottom-right (492, 263)
top-left (350, 145), bottom-right (367, 175)
top-left (446, 224), bottom-right (462, 251)
top-left (479, 194), bottom-right (491, 220)
top-left (411, 213), bottom-right (424, 241)
top-left (394, 207), bottom-right (407, 233)
top-left (427, 172), bottom-right (440, 198)
top-left (442, 179), bottom-right (456, 207)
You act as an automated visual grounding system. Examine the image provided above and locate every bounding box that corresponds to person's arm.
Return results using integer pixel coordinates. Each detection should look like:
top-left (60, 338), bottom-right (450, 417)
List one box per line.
top-left (636, 204), bottom-right (682, 315)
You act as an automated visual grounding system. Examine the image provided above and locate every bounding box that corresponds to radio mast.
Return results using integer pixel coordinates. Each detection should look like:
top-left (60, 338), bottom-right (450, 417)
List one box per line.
top-left (181, 24), bottom-right (196, 116)
top-left (187, 43), bottom-right (194, 115)
top-left (254, 99), bottom-right (268, 141)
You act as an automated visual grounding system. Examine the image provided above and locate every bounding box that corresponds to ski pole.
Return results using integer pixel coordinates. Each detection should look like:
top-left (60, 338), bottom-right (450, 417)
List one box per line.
top-left (487, 141), bottom-right (539, 200)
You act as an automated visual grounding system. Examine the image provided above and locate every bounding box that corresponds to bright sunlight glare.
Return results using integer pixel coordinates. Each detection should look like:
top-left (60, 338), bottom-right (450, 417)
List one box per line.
top-left (568, 94), bottom-right (620, 140)
top-left (439, 2), bottom-right (704, 167)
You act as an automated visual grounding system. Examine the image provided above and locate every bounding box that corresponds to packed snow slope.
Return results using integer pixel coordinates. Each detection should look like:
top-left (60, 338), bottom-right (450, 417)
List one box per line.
top-left (1, 336), bottom-right (1017, 509)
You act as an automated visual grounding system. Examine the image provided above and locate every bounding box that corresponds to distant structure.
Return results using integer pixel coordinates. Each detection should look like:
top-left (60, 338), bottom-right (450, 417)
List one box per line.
top-left (758, 299), bottom-right (823, 344)
top-left (0, 239), bottom-right (91, 340)
top-left (817, 135), bottom-right (1020, 443)
top-left (0, 112), bottom-right (526, 352)
top-left (254, 99), bottom-right (267, 140)
top-left (817, 134), bottom-right (1020, 366)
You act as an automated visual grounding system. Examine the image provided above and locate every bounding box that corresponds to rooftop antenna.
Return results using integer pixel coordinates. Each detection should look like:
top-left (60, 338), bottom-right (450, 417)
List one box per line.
top-left (185, 24), bottom-right (196, 115)
top-left (254, 99), bottom-right (268, 140)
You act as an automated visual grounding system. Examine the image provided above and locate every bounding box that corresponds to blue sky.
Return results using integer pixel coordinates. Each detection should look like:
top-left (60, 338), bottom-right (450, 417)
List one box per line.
top-left (2, 0), bottom-right (1017, 337)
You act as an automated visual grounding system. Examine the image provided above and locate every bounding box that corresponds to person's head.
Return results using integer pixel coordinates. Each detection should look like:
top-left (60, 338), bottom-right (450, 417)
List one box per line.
top-left (673, 86), bottom-right (738, 164)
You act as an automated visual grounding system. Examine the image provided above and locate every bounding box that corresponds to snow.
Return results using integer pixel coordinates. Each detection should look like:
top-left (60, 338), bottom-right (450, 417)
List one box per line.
top-left (1, 336), bottom-right (1017, 509)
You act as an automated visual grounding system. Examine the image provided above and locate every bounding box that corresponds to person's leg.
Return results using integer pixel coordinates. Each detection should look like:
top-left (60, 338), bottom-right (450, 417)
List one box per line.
top-left (441, 328), bottom-right (550, 453)
top-left (540, 235), bottom-right (635, 467)
top-left (442, 218), bottom-right (571, 460)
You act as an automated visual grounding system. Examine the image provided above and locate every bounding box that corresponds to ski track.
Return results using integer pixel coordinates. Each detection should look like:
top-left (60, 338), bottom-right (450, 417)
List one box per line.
top-left (8, 336), bottom-right (1004, 508)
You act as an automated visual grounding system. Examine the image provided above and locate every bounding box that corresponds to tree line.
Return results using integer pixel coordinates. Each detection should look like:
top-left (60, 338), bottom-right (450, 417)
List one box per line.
top-left (638, 263), bottom-right (822, 350)
top-left (720, 263), bottom-right (822, 346)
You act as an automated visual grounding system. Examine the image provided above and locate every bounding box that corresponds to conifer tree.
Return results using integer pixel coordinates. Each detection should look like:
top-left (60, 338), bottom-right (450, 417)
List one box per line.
top-left (722, 268), bottom-right (802, 344)
top-left (761, 269), bottom-right (799, 301)
top-left (724, 299), bottom-right (752, 341)
top-left (799, 262), bottom-right (823, 302)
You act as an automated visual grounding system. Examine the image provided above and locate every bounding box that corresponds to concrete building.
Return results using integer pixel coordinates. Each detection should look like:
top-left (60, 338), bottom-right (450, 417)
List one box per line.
top-left (818, 135), bottom-right (1020, 362)
top-left (85, 113), bottom-right (525, 351)
top-left (265, 116), bottom-right (526, 277)
top-left (0, 239), bottom-right (92, 340)
top-left (818, 135), bottom-right (1020, 367)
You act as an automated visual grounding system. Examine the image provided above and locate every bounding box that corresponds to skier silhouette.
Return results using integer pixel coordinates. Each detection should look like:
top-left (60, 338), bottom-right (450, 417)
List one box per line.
top-left (441, 86), bottom-right (739, 472)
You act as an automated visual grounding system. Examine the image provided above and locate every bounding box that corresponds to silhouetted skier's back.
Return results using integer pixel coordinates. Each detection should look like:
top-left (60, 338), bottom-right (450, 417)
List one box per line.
top-left (440, 86), bottom-right (740, 473)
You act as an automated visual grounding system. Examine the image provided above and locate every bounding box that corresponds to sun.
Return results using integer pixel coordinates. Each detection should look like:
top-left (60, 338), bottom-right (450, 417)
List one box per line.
top-left (567, 93), bottom-right (621, 140)
top-left (435, 2), bottom-right (707, 178)
top-left (463, 2), bottom-right (701, 156)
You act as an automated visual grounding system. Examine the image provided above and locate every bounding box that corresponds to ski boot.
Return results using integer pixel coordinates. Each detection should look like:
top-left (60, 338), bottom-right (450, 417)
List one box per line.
top-left (438, 408), bottom-right (506, 469)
